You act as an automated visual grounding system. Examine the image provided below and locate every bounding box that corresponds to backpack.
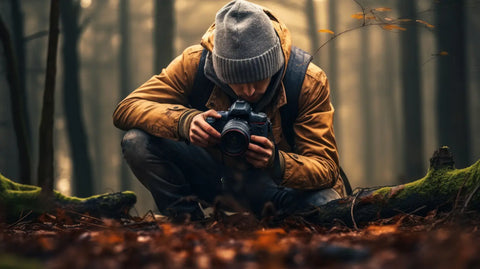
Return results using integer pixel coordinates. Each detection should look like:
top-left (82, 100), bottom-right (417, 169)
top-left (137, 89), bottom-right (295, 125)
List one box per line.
top-left (189, 47), bottom-right (353, 195)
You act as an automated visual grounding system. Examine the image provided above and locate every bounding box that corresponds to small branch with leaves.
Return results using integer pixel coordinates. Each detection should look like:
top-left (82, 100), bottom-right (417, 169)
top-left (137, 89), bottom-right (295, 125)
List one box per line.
top-left (315, 4), bottom-right (437, 57)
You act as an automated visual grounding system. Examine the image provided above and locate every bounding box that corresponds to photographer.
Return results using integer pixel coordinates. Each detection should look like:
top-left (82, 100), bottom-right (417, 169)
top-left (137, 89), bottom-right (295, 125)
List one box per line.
top-left (113, 0), bottom-right (347, 220)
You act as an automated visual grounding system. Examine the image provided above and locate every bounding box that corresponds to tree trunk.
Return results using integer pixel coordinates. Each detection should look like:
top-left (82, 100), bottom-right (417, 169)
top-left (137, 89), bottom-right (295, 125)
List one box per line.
top-left (60, 0), bottom-right (94, 197)
top-left (0, 14), bottom-right (32, 185)
top-left (9, 0), bottom-right (31, 142)
top-left (305, 0), bottom-right (319, 65)
top-left (399, 0), bottom-right (424, 182)
top-left (153, 0), bottom-right (174, 73)
top-left (37, 0), bottom-right (60, 196)
top-left (304, 147), bottom-right (480, 227)
top-left (327, 0), bottom-right (338, 106)
top-left (360, 29), bottom-right (374, 183)
top-left (435, 0), bottom-right (469, 168)
top-left (119, 0), bottom-right (132, 190)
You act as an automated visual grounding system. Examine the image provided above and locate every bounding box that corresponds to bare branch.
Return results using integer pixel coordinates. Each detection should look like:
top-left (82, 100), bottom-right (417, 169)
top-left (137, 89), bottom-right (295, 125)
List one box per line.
top-left (24, 30), bottom-right (49, 42)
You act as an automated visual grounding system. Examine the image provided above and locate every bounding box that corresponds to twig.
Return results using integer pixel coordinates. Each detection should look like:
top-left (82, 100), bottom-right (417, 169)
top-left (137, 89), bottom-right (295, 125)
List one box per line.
top-left (454, 174), bottom-right (471, 210)
top-left (63, 209), bottom-right (103, 223)
top-left (462, 182), bottom-right (480, 213)
top-left (7, 210), bottom-right (33, 228)
top-left (77, 220), bottom-right (109, 229)
top-left (24, 30), bottom-right (49, 42)
top-left (350, 189), bottom-right (363, 231)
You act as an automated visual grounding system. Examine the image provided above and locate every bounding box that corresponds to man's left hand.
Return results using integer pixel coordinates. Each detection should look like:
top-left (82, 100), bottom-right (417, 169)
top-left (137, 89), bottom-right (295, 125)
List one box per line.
top-left (245, 135), bottom-right (275, 168)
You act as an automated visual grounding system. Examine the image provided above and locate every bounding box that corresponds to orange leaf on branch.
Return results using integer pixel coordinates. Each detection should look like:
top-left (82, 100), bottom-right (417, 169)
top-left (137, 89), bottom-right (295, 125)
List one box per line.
top-left (318, 29), bottom-right (335, 35)
top-left (373, 7), bottom-right (392, 12)
top-left (416, 19), bottom-right (435, 28)
top-left (351, 12), bottom-right (365, 20)
top-left (382, 24), bottom-right (407, 31)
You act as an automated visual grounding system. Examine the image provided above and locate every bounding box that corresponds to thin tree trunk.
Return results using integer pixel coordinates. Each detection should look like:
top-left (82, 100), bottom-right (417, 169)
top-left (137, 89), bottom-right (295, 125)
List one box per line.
top-left (328, 0), bottom-right (338, 106)
top-left (10, 0), bottom-right (32, 184)
top-left (305, 0), bottom-right (319, 65)
top-left (0, 14), bottom-right (31, 185)
top-left (60, 0), bottom-right (94, 197)
top-left (361, 29), bottom-right (374, 183)
top-left (399, 0), bottom-right (423, 181)
top-left (119, 0), bottom-right (132, 190)
top-left (153, 0), bottom-right (174, 73)
top-left (37, 0), bottom-right (60, 196)
top-left (436, 0), bottom-right (469, 168)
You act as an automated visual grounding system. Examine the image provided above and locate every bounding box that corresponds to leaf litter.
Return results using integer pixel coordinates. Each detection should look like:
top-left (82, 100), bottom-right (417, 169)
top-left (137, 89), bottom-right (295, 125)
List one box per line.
top-left (2, 208), bottom-right (480, 268)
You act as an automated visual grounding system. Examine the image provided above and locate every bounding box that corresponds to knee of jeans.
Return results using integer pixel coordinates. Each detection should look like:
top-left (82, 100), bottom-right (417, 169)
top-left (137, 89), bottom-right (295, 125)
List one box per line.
top-left (121, 129), bottom-right (151, 165)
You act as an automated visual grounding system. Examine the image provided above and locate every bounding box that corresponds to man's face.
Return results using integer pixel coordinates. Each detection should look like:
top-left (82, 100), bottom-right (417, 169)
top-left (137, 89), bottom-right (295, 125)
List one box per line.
top-left (228, 77), bottom-right (271, 103)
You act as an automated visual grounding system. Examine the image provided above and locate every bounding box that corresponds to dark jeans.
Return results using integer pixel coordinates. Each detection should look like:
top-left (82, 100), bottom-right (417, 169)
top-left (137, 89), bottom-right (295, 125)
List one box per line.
top-left (121, 129), bottom-right (340, 218)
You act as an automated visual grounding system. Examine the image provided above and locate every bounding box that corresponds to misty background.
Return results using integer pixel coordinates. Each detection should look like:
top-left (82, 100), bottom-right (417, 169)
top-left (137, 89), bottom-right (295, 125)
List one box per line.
top-left (0, 0), bottom-right (479, 214)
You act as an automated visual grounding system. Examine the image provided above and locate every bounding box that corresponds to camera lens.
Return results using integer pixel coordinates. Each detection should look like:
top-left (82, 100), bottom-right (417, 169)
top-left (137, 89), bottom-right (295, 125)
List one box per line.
top-left (220, 119), bottom-right (250, 156)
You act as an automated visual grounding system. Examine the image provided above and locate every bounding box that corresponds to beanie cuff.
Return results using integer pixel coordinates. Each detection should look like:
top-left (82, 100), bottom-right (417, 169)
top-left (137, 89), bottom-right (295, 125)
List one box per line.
top-left (213, 42), bottom-right (284, 84)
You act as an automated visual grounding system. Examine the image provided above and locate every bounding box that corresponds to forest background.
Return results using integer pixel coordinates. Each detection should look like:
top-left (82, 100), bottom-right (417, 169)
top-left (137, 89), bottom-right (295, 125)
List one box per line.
top-left (0, 0), bottom-right (479, 214)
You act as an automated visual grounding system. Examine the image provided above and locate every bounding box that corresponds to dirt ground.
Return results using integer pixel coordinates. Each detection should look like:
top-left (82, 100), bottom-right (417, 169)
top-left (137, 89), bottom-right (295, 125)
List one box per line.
top-left (1, 210), bottom-right (480, 269)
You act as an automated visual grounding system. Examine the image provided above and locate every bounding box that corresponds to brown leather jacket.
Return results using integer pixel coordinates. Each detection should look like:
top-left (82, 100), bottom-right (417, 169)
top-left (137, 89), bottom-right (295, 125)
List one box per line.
top-left (113, 6), bottom-right (346, 196)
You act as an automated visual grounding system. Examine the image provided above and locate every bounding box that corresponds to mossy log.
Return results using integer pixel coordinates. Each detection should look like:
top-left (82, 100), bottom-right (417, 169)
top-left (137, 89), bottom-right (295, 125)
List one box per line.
top-left (303, 147), bottom-right (480, 227)
top-left (0, 173), bottom-right (137, 223)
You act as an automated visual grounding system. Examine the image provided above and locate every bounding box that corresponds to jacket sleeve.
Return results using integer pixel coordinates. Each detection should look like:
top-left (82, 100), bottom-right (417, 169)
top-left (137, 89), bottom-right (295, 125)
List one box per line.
top-left (278, 64), bottom-right (340, 190)
top-left (113, 45), bottom-right (204, 140)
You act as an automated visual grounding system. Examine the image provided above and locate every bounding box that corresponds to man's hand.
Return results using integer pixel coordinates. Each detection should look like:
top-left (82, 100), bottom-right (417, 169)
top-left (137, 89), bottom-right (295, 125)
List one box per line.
top-left (189, 110), bottom-right (221, 147)
top-left (245, 135), bottom-right (275, 168)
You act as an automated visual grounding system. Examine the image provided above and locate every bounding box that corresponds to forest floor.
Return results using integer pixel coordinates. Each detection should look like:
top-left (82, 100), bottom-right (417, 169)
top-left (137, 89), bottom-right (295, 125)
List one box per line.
top-left (1, 209), bottom-right (480, 269)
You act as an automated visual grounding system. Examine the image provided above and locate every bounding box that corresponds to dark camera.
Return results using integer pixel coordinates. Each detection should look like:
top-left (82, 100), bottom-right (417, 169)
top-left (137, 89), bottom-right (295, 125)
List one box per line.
top-left (206, 100), bottom-right (271, 156)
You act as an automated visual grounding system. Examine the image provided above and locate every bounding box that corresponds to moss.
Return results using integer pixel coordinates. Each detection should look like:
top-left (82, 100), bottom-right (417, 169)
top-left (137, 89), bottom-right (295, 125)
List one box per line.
top-left (0, 172), bottom-right (137, 222)
top-left (373, 160), bottom-right (480, 207)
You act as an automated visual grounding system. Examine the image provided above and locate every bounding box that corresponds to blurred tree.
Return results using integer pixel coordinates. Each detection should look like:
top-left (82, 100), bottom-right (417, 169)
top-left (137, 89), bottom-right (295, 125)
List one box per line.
top-left (399, 0), bottom-right (423, 181)
top-left (119, 0), bottom-right (132, 190)
top-left (360, 28), bottom-right (374, 183)
top-left (305, 0), bottom-right (319, 65)
top-left (60, 0), bottom-right (94, 197)
top-left (0, 2), bottom-right (31, 185)
top-left (153, 0), bottom-right (175, 73)
top-left (328, 0), bottom-right (338, 106)
top-left (435, 0), bottom-right (469, 168)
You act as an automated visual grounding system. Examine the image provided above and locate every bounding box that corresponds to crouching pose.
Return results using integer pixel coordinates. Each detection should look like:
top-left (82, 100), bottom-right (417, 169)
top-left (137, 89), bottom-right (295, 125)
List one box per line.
top-left (113, 0), bottom-right (347, 220)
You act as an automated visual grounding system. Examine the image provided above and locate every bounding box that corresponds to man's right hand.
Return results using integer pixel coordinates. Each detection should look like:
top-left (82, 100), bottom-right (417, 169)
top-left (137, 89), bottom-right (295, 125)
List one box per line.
top-left (189, 109), bottom-right (221, 147)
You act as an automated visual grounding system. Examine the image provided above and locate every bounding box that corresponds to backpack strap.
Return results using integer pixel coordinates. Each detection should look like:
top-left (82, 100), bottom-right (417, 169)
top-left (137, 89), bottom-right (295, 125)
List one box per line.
top-left (280, 46), bottom-right (312, 151)
top-left (280, 47), bottom-right (353, 195)
top-left (188, 49), bottom-right (214, 111)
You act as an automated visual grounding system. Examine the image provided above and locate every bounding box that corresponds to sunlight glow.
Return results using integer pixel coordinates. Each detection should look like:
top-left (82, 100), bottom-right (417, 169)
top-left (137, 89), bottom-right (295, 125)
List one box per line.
top-left (80, 0), bottom-right (92, 9)
top-left (56, 177), bottom-right (71, 195)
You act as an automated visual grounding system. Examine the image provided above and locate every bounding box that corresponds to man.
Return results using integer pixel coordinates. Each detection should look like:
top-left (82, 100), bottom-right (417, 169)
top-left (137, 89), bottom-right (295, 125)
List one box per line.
top-left (113, 0), bottom-right (346, 220)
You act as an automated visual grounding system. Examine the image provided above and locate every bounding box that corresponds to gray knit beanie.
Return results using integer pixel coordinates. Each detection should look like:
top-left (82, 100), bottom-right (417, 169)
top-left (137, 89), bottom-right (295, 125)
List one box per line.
top-left (213, 0), bottom-right (284, 84)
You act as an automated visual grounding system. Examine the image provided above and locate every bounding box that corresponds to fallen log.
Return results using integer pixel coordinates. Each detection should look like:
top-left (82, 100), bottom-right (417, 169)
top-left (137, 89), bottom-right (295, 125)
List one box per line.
top-left (303, 147), bottom-right (480, 227)
top-left (0, 173), bottom-right (136, 223)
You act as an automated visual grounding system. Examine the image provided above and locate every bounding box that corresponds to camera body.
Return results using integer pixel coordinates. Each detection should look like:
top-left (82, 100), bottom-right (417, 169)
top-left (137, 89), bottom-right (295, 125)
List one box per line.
top-left (206, 100), bottom-right (270, 156)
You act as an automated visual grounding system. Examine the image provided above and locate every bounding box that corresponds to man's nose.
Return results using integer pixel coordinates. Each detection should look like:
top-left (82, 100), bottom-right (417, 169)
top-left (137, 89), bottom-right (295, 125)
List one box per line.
top-left (244, 85), bottom-right (255, 96)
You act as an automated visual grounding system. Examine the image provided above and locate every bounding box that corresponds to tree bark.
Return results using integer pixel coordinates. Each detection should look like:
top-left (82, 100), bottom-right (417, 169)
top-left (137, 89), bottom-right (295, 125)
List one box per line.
top-left (37, 0), bottom-right (60, 196)
top-left (60, 0), bottom-right (94, 197)
top-left (0, 13), bottom-right (31, 185)
top-left (153, 0), bottom-right (174, 73)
